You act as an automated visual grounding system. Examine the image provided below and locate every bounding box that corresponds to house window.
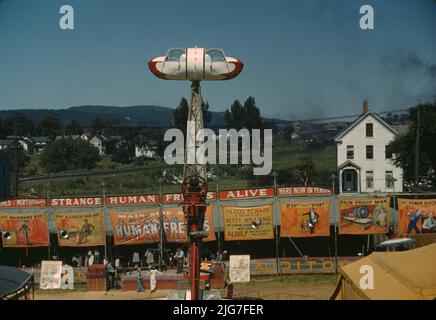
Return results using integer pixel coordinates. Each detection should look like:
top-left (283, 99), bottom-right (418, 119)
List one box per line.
top-left (385, 145), bottom-right (393, 159)
top-left (366, 123), bottom-right (373, 137)
top-left (346, 145), bottom-right (354, 160)
top-left (366, 145), bottom-right (373, 159)
top-left (385, 171), bottom-right (394, 188)
top-left (366, 171), bottom-right (374, 189)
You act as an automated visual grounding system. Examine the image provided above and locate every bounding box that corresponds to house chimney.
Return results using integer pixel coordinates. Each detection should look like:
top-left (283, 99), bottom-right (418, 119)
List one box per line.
top-left (362, 100), bottom-right (369, 113)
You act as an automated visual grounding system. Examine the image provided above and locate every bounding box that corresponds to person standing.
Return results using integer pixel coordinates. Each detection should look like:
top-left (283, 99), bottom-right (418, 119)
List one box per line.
top-left (175, 248), bottom-right (184, 274)
top-left (148, 266), bottom-right (162, 292)
top-left (105, 261), bottom-right (116, 290)
top-left (88, 251), bottom-right (95, 266)
top-left (132, 251), bottom-right (140, 267)
top-left (146, 250), bottom-right (155, 269)
top-left (136, 268), bottom-right (144, 293)
top-left (94, 250), bottom-right (100, 264)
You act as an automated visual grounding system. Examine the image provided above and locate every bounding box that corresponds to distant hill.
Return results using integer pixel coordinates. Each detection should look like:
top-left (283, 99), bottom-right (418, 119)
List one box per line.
top-left (0, 105), bottom-right (225, 127)
top-left (0, 105), bottom-right (288, 128)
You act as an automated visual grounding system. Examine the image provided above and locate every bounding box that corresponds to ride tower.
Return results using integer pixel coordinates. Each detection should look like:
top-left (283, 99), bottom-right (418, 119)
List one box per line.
top-left (148, 48), bottom-right (243, 300)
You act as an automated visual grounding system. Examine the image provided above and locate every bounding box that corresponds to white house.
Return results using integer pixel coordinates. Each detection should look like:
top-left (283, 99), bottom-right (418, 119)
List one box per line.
top-left (334, 101), bottom-right (403, 194)
top-left (135, 145), bottom-right (159, 159)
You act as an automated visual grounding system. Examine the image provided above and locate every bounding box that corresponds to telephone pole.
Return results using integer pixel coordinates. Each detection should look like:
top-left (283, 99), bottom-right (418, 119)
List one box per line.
top-left (414, 110), bottom-right (420, 190)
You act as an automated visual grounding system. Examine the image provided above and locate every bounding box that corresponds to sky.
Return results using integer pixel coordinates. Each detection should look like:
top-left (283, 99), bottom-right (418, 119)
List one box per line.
top-left (0, 0), bottom-right (435, 120)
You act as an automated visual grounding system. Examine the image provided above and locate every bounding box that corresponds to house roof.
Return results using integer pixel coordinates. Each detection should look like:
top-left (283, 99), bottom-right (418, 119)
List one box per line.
top-left (30, 136), bottom-right (49, 143)
top-left (334, 111), bottom-right (399, 142)
top-left (0, 139), bottom-right (14, 146)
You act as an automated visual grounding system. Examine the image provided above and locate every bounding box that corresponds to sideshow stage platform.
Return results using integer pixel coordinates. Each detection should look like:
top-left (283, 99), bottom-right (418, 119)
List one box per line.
top-left (121, 264), bottom-right (225, 291)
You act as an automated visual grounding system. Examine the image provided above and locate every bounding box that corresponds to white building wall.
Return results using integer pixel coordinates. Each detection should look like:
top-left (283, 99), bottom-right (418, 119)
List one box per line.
top-left (337, 114), bottom-right (403, 193)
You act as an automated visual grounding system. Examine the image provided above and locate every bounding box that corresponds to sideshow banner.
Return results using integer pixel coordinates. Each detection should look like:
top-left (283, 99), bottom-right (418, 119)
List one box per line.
top-left (338, 197), bottom-right (390, 235)
top-left (0, 213), bottom-right (49, 247)
top-left (229, 255), bottom-right (250, 283)
top-left (222, 204), bottom-right (274, 241)
top-left (110, 206), bottom-right (215, 245)
top-left (40, 261), bottom-right (62, 289)
top-left (397, 198), bottom-right (436, 234)
top-left (55, 211), bottom-right (105, 247)
top-left (280, 201), bottom-right (331, 237)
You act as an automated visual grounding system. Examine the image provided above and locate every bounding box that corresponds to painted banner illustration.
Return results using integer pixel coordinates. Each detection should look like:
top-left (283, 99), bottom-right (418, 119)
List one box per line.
top-left (222, 204), bottom-right (274, 241)
top-left (54, 212), bottom-right (105, 247)
top-left (397, 198), bottom-right (436, 234)
top-left (338, 197), bottom-right (390, 235)
top-left (0, 213), bottom-right (49, 247)
top-left (110, 206), bottom-right (215, 245)
top-left (280, 201), bottom-right (331, 237)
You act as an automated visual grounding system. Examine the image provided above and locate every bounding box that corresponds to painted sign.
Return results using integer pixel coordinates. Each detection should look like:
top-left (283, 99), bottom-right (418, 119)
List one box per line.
top-left (0, 213), bottom-right (49, 247)
top-left (0, 198), bottom-right (46, 208)
top-left (397, 198), bottom-right (436, 234)
top-left (229, 255), bottom-right (250, 283)
top-left (54, 211), bottom-right (105, 247)
top-left (280, 201), bottom-right (331, 237)
top-left (220, 188), bottom-right (274, 200)
top-left (222, 204), bottom-right (274, 241)
top-left (106, 195), bottom-right (159, 206)
top-left (338, 197), bottom-right (390, 235)
top-left (50, 197), bottom-right (103, 207)
top-left (251, 257), bottom-right (361, 275)
top-left (109, 206), bottom-right (215, 245)
top-left (162, 192), bottom-right (216, 204)
top-left (39, 261), bottom-right (63, 289)
top-left (277, 186), bottom-right (332, 197)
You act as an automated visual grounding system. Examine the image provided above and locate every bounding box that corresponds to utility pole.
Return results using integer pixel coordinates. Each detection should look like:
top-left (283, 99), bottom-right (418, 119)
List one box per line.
top-left (14, 138), bottom-right (20, 198)
top-left (273, 170), bottom-right (280, 278)
top-left (159, 178), bottom-right (164, 272)
top-left (414, 110), bottom-right (420, 190)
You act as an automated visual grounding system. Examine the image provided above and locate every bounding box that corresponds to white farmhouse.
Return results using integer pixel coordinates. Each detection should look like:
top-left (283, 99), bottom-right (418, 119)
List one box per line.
top-left (334, 101), bottom-right (403, 194)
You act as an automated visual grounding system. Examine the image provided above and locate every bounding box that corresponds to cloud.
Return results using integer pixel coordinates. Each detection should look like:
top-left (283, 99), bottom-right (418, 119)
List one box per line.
top-left (382, 52), bottom-right (436, 79)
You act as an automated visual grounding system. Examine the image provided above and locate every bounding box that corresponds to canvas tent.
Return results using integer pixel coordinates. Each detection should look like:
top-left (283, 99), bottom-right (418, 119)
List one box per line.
top-left (331, 243), bottom-right (436, 300)
top-left (0, 266), bottom-right (34, 300)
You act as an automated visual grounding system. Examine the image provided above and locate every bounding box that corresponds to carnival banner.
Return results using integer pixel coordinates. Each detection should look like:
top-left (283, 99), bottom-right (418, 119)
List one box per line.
top-left (280, 201), bottom-right (331, 237)
top-left (222, 204), bottom-right (274, 241)
top-left (0, 213), bottom-right (49, 247)
top-left (0, 198), bottom-right (47, 208)
top-left (110, 206), bottom-right (215, 245)
top-left (277, 186), bottom-right (332, 197)
top-left (106, 194), bottom-right (159, 206)
top-left (219, 188), bottom-right (274, 201)
top-left (397, 198), bottom-right (436, 234)
top-left (338, 197), bottom-right (390, 235)
top-left (54, 212), bottom-right (105, 247)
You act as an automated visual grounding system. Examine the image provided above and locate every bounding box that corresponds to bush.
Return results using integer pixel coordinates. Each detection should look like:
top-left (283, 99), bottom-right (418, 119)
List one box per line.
top-left (40, 137), bottom-right (100, 173)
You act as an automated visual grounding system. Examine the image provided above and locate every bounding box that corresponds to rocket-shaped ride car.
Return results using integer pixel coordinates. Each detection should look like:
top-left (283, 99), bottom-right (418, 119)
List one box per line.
top-left (148, 48), bottom-right (244, 81)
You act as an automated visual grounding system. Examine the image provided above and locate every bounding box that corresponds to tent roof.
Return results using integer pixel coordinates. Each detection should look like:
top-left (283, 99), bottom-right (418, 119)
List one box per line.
top-left (0, 266), bottom-right (33, 299)
top-left (339, 243), bottom-right (436, 299)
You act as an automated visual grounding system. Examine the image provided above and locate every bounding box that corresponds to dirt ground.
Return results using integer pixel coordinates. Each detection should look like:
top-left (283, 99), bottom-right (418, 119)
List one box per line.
top-left (33, 275), bottom-right (337, 300)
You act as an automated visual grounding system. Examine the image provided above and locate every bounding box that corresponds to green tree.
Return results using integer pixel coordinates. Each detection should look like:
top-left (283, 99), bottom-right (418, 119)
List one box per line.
top-left (64, 120), bottom-right (82, 135)
top-left (90, 117), bottom-right (105, 136)
top-left (293, 156), bottom-right (317, 186)
top-left (173, 97), bottom-right (212, 132)
top-left (224, 100), bottom-right (244, 130)
top-left (3, 113), bottom-right (35, 136)
top-left (40, 137), bottom-right (100, 173)
top-left (36, 116), bottom-right (61, 139)
top-left (224, 97), bottom-right (263, 130)
top-left (173, 97), bottom-right (189, 132)
top-left (389, 102), bottom-right (436, 188)
top-left (111, 141), bottom-right (134, 164)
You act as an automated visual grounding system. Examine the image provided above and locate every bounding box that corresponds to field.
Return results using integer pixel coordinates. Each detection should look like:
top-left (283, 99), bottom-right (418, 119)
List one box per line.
top-left (18, 143), bottom-right (336, 197)
top-left (33, 275), bottom-right (337, 300)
